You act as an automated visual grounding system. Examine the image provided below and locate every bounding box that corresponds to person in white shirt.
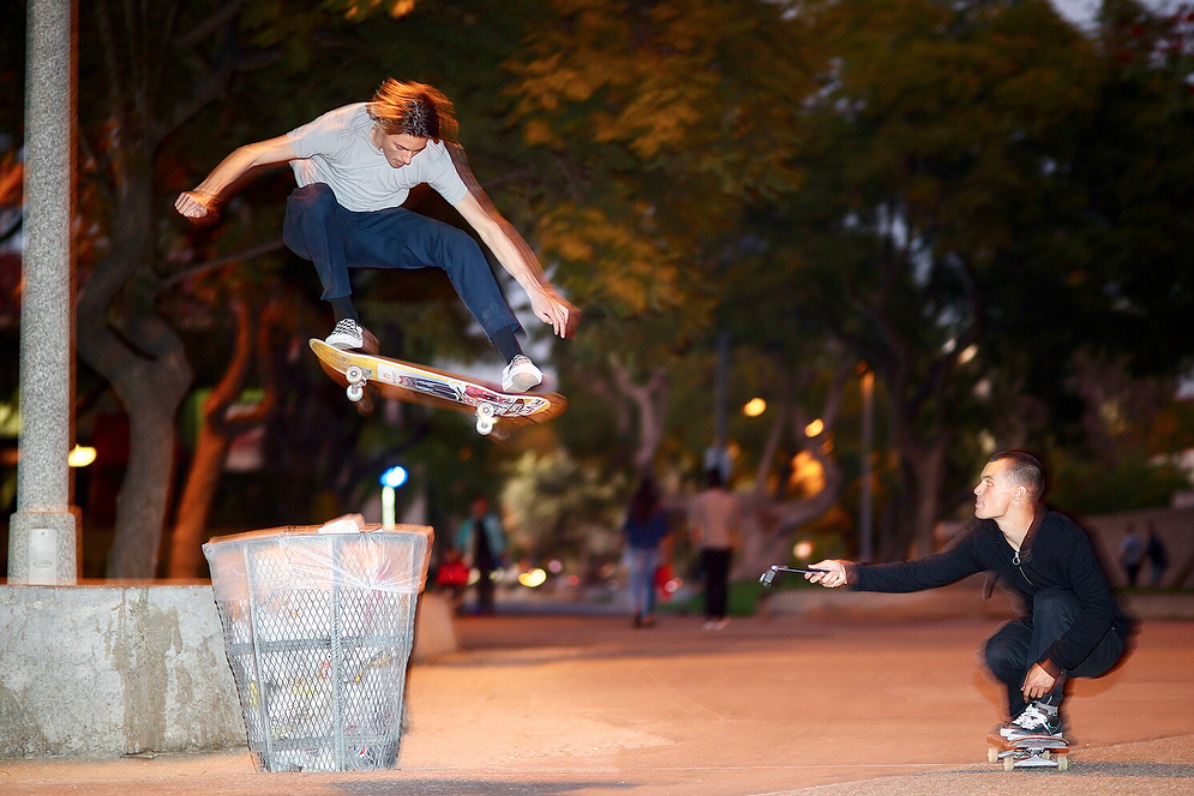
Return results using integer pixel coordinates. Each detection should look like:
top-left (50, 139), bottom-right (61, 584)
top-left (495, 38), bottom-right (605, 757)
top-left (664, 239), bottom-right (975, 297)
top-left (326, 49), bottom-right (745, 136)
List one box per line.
top-left (176, 79), bottom-right (575, 392)
top-left (689, 468), bottom-right (742, 630)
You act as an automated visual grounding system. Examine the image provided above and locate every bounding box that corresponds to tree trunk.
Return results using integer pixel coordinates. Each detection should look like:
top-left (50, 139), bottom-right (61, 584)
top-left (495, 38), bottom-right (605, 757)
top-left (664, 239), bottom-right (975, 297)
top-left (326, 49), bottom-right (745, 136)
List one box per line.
top-left (77, 162), bottom-right (191, 578)
top-left (167, 300), bottom-right (278, 577)
top-left (608, 355), bottom-right (668, 475)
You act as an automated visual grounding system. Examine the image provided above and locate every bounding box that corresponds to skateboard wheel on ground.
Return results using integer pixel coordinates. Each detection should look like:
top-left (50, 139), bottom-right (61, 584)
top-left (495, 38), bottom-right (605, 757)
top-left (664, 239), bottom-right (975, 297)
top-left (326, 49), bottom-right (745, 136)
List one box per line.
top-left (1004, 755), bottom-right (1015, 771)
top-left (987, 746), bottom-right (999, 764)
top-left (1057, 753), bottom-right (1068, 771)
top-left (347, 383), bottom-right (364, 402)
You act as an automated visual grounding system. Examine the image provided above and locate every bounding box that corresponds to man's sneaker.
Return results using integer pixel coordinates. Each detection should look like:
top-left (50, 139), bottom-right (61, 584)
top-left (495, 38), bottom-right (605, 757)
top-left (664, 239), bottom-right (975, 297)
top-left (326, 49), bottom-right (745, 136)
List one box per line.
top-left (1001, 701), bottom-right (1063, 740)
top-left (501, 354), bottom-right (542, 393)
top-left (326, 319), bottom-right (379, 354)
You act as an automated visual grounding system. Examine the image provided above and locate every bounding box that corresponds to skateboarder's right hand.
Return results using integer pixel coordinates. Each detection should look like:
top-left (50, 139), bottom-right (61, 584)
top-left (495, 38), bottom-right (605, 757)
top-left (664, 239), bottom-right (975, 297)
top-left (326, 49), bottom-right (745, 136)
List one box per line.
top-left (175, 190), bottom-right (218, 222)
top-left (806, 559), bottom-right (852, 589)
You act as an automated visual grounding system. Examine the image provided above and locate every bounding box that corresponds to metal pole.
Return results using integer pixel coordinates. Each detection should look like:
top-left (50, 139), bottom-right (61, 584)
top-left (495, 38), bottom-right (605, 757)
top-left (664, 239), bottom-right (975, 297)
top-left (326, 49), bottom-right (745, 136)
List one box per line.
top-left (860, 369), bottom-right (874, 562)
top-left (9, 0), bottom-right (79, 584)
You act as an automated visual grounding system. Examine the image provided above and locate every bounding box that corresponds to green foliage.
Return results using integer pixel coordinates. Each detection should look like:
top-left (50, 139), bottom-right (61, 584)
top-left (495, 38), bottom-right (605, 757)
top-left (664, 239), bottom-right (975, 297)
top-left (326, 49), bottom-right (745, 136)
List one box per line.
top-left (500, 449), bottom-right (628, 565)
top-left (1049, 449), bottom-right (1191, 514)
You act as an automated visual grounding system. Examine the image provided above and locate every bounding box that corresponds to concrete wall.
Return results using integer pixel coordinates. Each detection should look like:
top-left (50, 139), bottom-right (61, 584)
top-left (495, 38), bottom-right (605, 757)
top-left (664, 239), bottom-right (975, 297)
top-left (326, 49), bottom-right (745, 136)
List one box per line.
top-left (1082, 505), bottom-right (1194, 589)
top-left (0, 585), bottom-right (245, 758)
top-left (0, 586), bottom-right (458, 760)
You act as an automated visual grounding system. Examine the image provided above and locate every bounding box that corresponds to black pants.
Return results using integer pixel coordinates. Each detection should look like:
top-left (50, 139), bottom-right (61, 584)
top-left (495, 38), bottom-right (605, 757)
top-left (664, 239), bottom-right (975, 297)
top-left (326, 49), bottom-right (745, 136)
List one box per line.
top-left (701, 548), bottom-right (732, 620)
top-left (984, 588), bottom-right (1126, 718)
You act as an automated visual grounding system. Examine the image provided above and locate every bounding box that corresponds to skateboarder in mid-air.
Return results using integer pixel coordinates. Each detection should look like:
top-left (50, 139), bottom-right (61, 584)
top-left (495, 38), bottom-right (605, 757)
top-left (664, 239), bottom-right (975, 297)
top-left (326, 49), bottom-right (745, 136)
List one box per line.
top-left (176, 79), bottom-right (575, 393)
top-left (806, 450), bottom-right (1133, 742)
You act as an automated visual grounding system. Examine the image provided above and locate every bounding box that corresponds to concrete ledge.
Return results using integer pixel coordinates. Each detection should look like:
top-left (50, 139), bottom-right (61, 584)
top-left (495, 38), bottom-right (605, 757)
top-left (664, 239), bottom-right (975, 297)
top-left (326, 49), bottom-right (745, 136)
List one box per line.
top-left (0, 583), bottom-right (457, 760)
top-left (0, 585), bottom-right (246, 759)
top-left (412, 592), bottom-right (459, 662)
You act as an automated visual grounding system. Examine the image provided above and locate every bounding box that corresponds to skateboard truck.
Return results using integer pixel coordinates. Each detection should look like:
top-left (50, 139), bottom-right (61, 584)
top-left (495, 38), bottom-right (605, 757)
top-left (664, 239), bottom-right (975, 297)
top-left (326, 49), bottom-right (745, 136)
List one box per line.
top-left (759, 565), bottom-right (829, 587)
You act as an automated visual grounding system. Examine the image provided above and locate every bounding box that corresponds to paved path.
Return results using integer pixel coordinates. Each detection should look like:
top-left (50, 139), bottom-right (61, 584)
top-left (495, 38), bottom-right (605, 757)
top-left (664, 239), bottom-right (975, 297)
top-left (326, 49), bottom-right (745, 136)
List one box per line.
top-left (4, 613), bottom-right (1193, 795)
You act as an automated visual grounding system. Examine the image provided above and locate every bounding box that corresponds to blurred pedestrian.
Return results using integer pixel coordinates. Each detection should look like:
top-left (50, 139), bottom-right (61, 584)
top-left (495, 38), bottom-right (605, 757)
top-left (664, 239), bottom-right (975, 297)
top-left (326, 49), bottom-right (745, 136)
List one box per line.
top-left (690, 468), bottom-right (742, 631)
top-left (435, 545), bottom-right (470, 615)
top-left (455, 495), bottom-right (507, 615)
top-left (622, 475), bottom-right (672, 628)
top-left (1119, 525), bottom-right (1145, 588)
top-left (1146, 523), bottom-right (1169, 587)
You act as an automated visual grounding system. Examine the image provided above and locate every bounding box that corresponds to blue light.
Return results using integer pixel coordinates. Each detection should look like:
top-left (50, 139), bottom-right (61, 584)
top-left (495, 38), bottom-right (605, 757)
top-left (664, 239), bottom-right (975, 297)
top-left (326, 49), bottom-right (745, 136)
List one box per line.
top-left (380, 465), bottom-right (408, 489)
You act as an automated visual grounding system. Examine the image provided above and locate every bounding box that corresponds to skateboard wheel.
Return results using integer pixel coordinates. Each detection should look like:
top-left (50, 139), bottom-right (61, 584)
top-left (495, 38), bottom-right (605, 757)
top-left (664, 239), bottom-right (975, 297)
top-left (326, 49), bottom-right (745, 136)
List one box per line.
top-left (478, 402), bottom-right (495, 419)
top-left (347, 383), bottom-right (364, 403)
top-left (476, 417), bottom-right (494, 436)
top-left (987, 746), bottom-right (999, 764)
top-left (1003, 756), bottom-right (1015, 771)
top-left (346, 365), bottom-right (365, 383)
top-left (1057, 754), bottom-right (1068, 772)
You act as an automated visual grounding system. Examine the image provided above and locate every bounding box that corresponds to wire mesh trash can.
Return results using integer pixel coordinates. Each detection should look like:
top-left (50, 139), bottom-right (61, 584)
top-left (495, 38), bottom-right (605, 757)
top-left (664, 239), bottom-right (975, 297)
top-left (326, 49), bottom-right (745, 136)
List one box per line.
top-left (204, 523), bottom-right (433, 772)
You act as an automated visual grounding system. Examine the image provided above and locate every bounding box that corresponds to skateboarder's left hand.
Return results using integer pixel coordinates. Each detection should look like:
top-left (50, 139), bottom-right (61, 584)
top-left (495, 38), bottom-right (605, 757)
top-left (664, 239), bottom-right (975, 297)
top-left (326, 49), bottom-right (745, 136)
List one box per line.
top-left (531, 287), bottom-right (577, 338)
top-left (1021, 663), bottom-right (1057, 701)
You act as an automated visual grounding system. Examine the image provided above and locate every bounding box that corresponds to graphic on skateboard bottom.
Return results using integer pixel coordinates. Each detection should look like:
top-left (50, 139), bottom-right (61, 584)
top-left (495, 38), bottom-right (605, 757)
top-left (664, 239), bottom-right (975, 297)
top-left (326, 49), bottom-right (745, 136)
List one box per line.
top-left (987, 730), bottom-right (1070, 771)
top-left (310, 339), bottom-right (566, 436)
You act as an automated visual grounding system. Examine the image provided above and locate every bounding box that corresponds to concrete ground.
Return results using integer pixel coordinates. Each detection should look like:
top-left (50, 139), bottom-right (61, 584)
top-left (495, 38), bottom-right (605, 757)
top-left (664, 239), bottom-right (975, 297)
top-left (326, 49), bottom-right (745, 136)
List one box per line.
top-left (3, 608), bottom-right (1193, 796)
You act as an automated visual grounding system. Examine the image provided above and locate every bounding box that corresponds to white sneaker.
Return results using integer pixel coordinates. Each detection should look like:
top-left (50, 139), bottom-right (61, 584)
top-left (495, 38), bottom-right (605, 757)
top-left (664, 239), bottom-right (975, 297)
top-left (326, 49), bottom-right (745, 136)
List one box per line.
top-left (326, 319), bottom-right (378, 354)
top-left (1001, 701), bottom-right (1063, 739)
top-left (501, 354), bottom-right (542, 393)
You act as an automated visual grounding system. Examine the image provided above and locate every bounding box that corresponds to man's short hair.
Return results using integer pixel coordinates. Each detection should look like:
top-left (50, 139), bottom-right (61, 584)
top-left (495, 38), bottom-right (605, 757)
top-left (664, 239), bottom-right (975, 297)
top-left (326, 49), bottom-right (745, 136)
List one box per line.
top-left (368, 79), bottom-right (458, 141)
top-left (989, 450), bottom-right (1045, 501)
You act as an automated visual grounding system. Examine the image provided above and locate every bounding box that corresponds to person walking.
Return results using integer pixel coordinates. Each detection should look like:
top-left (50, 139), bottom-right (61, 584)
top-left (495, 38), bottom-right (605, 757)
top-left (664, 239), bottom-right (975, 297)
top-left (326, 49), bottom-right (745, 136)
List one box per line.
top-left (689, 468), bottom-right (741, 631)
top-left (622, 475), bottom-right (672, 628)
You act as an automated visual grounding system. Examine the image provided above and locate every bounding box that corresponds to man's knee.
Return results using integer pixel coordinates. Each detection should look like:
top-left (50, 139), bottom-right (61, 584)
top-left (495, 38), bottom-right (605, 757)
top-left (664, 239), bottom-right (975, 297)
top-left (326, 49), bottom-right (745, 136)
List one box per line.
top-left (984, 633), bottom-right (1021, 675)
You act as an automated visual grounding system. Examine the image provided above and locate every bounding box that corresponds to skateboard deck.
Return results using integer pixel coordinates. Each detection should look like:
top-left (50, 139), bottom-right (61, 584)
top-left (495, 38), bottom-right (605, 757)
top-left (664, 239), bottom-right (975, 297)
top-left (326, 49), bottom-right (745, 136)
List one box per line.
top-left (986, 728), bottom-right (1070, 771)
top-left (310, 339), bottom-right (567, 436)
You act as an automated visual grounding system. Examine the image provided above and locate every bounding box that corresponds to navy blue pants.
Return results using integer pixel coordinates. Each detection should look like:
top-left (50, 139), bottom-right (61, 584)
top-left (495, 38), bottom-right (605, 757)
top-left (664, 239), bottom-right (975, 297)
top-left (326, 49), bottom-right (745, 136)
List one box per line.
top-left (282, 183), bottom-right (521, 340)
top-left (984, 588), bottom-right (1126, 718)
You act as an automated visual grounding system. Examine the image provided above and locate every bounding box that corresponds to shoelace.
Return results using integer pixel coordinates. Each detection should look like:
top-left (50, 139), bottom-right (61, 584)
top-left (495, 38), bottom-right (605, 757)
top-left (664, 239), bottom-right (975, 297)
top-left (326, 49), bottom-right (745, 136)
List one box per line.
top-left (332, 319), bottom-right (360, 337)
top-left (1013, 704), bottom-right (1052, 730)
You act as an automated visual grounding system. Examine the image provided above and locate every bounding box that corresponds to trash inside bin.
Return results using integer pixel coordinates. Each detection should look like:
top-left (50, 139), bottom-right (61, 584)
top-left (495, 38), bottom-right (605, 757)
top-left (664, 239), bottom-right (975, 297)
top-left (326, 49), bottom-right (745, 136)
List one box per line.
top-left (203, 523), bottom-right (433, 772)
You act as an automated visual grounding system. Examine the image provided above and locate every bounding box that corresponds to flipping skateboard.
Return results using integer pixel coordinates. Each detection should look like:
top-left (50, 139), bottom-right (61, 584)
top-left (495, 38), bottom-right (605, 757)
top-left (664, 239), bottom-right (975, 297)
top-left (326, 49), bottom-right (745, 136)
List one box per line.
top-left (987, 728), bottom-right (1070, 771)
top-left (310, 339), bottom-right (567, 436)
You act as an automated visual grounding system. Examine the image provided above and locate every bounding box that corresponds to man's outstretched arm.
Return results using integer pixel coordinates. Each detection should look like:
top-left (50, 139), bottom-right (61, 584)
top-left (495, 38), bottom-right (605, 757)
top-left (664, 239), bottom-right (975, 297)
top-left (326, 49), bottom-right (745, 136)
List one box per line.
top-left (453, 191), bottom-right (576, 338)
top-left (175, 134), bottom-right (297, 221)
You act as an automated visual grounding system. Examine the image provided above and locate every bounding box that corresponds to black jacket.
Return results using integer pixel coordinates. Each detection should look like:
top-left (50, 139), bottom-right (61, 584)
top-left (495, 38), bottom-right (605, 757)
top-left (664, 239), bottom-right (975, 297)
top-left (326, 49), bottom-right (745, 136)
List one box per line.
top-left (853, 509), bottom-right (1132, 673)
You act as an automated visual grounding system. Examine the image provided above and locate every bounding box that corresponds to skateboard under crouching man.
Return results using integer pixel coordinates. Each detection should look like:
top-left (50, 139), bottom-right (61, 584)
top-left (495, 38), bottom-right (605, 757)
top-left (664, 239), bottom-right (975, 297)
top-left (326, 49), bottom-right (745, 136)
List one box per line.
top-left (986, 727), bottom-right (1071, 771)
top-left (310, 338), bottom-right (567, 436)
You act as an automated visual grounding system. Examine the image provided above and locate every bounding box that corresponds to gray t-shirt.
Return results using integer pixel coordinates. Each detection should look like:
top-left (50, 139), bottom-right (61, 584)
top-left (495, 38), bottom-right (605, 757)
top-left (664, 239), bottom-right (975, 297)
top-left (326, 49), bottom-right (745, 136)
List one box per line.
top-left (287, 103), bottom-right (469, 212)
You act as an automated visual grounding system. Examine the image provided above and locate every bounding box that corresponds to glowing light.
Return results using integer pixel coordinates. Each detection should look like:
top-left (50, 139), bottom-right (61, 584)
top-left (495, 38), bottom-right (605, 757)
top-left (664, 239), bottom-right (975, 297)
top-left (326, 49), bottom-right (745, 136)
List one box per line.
top-left (68, 445), bottom-right (96, 468)
top-left (518, 568), bottom-right (548, 588)
top-left (743, 398), bottom-right (767, 417)
top-left (793, 540), bottom-right (815, 560)
top-left (959, 344), bottom-right (978, 365)
top-left (547, 559), bottom-right (564, 574)
top-left (804, 419), bottom-right (824, 437)
top-left (380, 465), bottom-right (408, 489)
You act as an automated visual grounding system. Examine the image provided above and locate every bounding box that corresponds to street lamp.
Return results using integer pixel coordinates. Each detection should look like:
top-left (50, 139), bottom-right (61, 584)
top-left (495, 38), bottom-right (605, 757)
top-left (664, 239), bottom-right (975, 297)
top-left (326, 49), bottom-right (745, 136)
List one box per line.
top-left (379, 466), bottom-right (408, 530)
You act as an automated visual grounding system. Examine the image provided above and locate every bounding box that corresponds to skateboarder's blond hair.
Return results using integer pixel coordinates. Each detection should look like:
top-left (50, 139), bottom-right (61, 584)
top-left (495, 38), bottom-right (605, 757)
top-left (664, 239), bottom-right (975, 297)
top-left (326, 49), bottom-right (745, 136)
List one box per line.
top-left (368, 79), bottom-right (458, 142)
